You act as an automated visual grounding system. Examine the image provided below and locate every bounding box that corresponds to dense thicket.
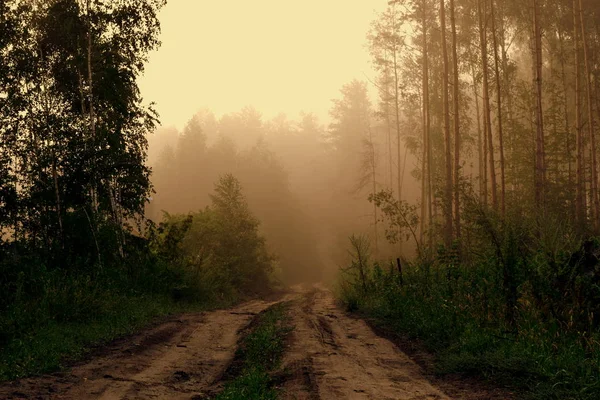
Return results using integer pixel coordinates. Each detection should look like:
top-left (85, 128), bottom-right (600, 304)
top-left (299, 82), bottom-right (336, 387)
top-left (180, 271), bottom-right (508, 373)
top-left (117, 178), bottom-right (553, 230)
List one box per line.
top-left (359, 0), bottom-right (600, 242)
top-left (0, 0), bottom-right (170, 378)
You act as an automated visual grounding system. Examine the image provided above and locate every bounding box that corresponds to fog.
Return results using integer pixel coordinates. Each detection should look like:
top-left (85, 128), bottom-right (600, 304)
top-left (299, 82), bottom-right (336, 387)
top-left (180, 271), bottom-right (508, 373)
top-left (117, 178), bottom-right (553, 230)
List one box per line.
top-left (145, 105), bottom-right (416, 284)
top-left (138, 0), bottom-right (388, 128)
top-left (139, 0), bottom-right (600, 284)
top-left (142, 1), bottom-right (405, 283)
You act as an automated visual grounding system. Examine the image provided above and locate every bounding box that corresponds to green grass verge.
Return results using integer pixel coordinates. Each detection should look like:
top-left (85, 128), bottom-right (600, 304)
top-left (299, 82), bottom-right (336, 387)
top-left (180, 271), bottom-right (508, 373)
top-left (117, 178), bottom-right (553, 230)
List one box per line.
top-left (214, 302), bottom-right (292, 400)
top-left (0, 293), bottom-right (227, 381)
top-left (339, 277), bottom-right (600, 400)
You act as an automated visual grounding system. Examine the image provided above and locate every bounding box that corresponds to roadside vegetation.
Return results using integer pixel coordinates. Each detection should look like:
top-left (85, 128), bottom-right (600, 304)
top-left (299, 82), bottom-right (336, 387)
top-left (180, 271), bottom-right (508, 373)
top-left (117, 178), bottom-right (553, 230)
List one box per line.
top-left (338, 194), bottom-right (600, 400)
top-left (0, 1), bottom-right (281, 382)
top-left (0, 174), bottom-right (275, 380)
top-left (214, 302), bottom-right (292, 400)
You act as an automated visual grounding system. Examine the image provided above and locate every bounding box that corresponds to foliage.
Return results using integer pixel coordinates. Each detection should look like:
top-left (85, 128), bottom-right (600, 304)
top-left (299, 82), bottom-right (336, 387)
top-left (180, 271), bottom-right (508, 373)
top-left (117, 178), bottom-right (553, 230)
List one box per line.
top-left (155, 174), bottom-right (274, 301)
top-left (369, 189), bottom-right (421, 255)
top-left (215, 303), bottom-right (292, 400)
top-left (0, 174), bottom-right (274, 380)
top-left (149, 111), bottom-right (325, 285)
top-left (338, 206), bottom-right (600, 399)
top-left (0, 0), bottom-right (180, 380)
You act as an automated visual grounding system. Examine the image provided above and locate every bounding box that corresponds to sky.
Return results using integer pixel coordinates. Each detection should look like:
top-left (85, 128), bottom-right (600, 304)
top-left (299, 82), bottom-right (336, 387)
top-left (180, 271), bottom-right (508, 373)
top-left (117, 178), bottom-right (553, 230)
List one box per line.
top-left (138, 0), bottom-right (388, 131)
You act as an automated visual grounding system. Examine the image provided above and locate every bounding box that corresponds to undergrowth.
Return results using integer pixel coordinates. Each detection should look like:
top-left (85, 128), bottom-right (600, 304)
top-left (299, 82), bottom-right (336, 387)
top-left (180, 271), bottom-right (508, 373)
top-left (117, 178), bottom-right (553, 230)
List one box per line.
top-left (0, 175), bottom-right (275, 381)
top-left (337, 228), bottom-right (600, 400)
top-left (214, 302), bottom-right (292, 400)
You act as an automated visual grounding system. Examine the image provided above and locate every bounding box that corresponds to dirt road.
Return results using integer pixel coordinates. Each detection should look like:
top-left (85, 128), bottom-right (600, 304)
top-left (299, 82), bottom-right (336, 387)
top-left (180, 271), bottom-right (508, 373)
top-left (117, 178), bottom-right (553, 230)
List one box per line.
top-left (279, 286), bottom-right (448, 400)
top-left (1, 286), bottom-right (450, 399)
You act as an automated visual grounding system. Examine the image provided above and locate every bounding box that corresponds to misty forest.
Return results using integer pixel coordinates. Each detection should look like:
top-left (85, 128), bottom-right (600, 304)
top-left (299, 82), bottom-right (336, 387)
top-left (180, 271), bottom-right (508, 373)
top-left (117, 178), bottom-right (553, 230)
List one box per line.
top-left (1, 0), bottom-right (600, 399)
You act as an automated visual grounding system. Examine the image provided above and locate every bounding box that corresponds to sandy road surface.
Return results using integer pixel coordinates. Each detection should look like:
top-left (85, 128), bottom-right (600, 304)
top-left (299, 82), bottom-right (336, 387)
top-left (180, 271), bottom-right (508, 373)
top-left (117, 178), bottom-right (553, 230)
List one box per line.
top-left (1, 286), bottom-right (449, 399)
top-left (279, 287), bottom-right (449, 400)
top-left (0, 296), bottom-right (291, 400)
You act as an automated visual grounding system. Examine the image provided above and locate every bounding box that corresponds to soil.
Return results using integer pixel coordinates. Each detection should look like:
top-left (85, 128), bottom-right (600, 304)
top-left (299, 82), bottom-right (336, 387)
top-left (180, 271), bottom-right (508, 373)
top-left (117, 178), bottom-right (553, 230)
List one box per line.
top-left (278, 285), bottom-right (449, 400)
top-left (0, 285), bottom-right (514, 399)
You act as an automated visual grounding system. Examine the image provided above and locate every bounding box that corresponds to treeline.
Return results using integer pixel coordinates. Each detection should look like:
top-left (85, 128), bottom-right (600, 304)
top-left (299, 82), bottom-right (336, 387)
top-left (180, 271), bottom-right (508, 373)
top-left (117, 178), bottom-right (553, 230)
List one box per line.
top-left (0, 1), bottom-right (277, 380)
top-left (359, 0), bottom-right (600, 243)
top-left (148, 109), bottom-right (324, 284)
top-left (335, 1), bottom-right (600, 398)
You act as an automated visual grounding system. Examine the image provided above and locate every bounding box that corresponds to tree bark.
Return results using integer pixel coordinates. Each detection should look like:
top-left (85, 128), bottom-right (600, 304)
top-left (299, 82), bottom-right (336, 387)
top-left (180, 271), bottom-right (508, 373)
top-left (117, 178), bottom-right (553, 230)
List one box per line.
top-left (424, 1), bottom-right (433, 246)
top-left (490, 0), bottom-right (506, 215)
top-left (440, 0), bottom-right (453, 246)
top-left (385, 51), bottom-right (394, 193)
top-left (478, 0), bottom-right (497, 210)
top-left (86, 0), bottom-right (98, 213)
top-left (471, 63), bottom-right (484, 203)
top-left (574, 0), bottom-right (584, 226)
top-left (558, 26), bottom-right (573, 218)
top-left (533, 0), bottom-right (546, 208)
top-left (579, 0), bottom-right (599, 229)
top-left (419, 0), bottom-right (433, 247)
top-left (393, 38), bottom-right (403, 203)
top-left (450, 0), bottom-right (460, 239)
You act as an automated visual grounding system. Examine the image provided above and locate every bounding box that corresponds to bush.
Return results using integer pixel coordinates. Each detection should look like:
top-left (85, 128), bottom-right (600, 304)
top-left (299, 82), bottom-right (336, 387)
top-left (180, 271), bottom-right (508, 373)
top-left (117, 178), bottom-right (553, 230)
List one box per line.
top-left (338, 207), bottom-right (600, 399)
top-left (154, 174), bottom-right (275, 301)
top-left (0, 173), bottom-right (275, 380)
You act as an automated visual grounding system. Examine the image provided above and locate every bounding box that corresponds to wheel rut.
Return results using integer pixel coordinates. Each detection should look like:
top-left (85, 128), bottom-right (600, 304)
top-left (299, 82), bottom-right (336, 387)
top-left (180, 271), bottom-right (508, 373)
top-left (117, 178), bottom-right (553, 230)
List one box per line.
top-left (279, 285), bottom-right (450, 400)
top-left (0, 296), bottom-right (292, 400)
top-left (0, 286), bottom-right (451, 399)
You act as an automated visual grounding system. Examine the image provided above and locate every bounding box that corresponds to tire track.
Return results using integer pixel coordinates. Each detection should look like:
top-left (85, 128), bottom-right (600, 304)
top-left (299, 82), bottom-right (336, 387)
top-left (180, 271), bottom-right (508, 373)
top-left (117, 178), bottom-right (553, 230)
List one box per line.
top-left (279, 285), bottom-right (450, 400)
top-left (0, 295), bottom-right (293, 400)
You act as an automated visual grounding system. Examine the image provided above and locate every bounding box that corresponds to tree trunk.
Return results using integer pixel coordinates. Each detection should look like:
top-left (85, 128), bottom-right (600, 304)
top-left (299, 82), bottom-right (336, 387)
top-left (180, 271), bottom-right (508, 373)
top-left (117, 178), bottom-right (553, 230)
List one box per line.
top-left (471, 63), bottom-right (484, 203)
top-left (86, 0), bottom-right (98, 213)
top-left (418, 0), bottom-right (433, 247)
top-left (558, 27), bottom-right (574, 218)
top-left (579, 0), bottom-right (599, 229)
top-left (491, 0), bottom-right (506, 215)
top-left (450, 0), bottom-right (460, 239)
top-left (483, 86), bottom-right (489, 207)
top-left (533, 0), bottom-right (546, 208)
top-left (440, 0), bottom-right (453, 246)
top-left (393, 43), bottom-right (403, 203)
top-left (499, 0), bottom-right (515, 192)
top-left (478, 0), bottom-right (497, 209)
top-left (574, 0), bottom-right (584, 226)
top-left (385, 52), bottom-right (394, 193)
top-left (424, 1), bottom-right (433, 246)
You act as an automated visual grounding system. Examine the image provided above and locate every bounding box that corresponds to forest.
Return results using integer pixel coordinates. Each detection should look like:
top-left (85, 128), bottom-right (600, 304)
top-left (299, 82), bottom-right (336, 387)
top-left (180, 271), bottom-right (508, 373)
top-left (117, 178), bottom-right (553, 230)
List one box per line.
top-left (1, 0), bottom-right (600, 399)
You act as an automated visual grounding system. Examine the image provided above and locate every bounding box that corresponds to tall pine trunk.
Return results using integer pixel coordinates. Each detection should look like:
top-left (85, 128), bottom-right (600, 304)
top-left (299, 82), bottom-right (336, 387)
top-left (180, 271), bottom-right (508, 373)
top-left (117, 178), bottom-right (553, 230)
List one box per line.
top-left (393, 41), bottom-right (403, 203)
top-left (471, 63), bottom-right (484, 203)
top-left (440, 0), bottom-right (453, 246)
top-left (558, 27), bottom-right (574, 218)
top-left (533, 0), bottom-right (546, 208)
top-left (422, 0), bottom-right (433, 246)
top-left (385, 53), bottom-right (394, 193)
top-left (450, 0), bottom-right (460, 239)
top-left (579, 0), bottom-right (599, 229)
top-left (574, 0), bottom-right (584, 226)
top-left (86, 0), bottom-right (98, 213)
top-left (491, 0), bottom-right (506, 215)
top-left (478, 0), bottom-right (497, 209)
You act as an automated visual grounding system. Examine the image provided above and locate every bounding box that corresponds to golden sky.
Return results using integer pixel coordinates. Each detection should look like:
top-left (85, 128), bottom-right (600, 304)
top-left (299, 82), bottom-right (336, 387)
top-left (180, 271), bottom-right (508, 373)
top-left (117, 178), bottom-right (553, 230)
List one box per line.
top-left (138, 0), bottom-right (387, 130)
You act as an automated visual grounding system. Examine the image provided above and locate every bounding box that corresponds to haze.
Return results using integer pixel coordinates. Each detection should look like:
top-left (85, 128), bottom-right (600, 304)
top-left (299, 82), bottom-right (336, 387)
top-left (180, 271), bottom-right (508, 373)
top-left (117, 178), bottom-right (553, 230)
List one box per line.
top-left (139, 0), bottom-right (387, 129)
top-left (2, 1), bottom-right (600, 396)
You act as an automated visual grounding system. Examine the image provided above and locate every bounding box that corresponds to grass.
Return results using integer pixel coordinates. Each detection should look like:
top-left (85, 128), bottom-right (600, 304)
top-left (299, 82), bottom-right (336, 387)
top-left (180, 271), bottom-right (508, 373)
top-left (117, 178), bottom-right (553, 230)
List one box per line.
top-left (214, 302), bottom-right (293, 400)
top-left (0, 291), bottom-right (224, 381)
top-left (338, 267), bottom-right (600, 400)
